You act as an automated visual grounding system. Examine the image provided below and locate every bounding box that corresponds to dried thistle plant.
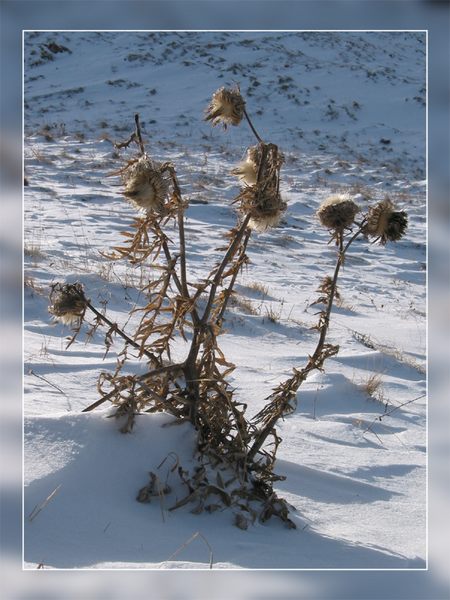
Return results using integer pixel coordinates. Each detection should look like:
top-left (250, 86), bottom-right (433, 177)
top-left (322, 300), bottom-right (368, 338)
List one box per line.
top-left (49, 88), bottom-right (411, 532)
top-left (248, 194), bottom-right (409, 468)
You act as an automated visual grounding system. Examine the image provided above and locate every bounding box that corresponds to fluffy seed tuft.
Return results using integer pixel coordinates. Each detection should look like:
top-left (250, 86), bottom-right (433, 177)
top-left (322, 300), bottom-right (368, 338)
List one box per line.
top-left (231, 145), bottom-right (262, 185)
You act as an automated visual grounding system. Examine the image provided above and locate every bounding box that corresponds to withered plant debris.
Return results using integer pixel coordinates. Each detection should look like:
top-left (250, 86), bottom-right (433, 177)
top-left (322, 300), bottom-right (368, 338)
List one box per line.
top-left (50, 92), bottom-right (408, 530)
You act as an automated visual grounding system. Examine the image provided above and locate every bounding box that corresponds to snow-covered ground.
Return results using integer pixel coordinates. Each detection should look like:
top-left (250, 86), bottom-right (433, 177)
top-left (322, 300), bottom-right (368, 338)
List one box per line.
top-left (23, 31), bottom-right (426, 569)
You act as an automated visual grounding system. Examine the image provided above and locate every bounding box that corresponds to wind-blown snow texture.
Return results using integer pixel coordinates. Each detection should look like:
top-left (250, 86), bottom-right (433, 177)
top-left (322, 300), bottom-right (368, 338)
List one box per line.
top-left (24, 31), bottom-right (426, 569)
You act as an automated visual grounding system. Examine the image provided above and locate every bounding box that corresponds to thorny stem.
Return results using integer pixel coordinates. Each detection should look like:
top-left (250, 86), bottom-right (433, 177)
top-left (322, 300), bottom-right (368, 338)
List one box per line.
top-left (134, 114), bottom-right (145, 155)
top-left (177, 212), bottom-right (188, 298)
top-left (243, 108), bottom-right (264, 144)
top-left (200, 214), bottom-right (252, 327)
top-left (182, 214), bottom-right (252, 424)
top-left (215, 228), bottom-right (251, 326)
top-left (85, 301), bottom-right (157, 363)
top-left (160, 164), bottom-right (190, 302)
top-left (153, 221), bottom-right (200, 327)
top-left (248, 223), bottom-right (366, 462)
top-left (312, 223), bottom-right (366, 357)
top-left (313, 233), bottom-right (345, 356)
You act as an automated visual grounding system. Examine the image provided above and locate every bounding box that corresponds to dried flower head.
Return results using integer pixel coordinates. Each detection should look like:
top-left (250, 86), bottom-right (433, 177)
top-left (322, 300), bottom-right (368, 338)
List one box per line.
top-left (122, 155), bottom-right (170, 213)
top-left (235, 143), bottom-right (286, 231)
top-left (317, 193), bottom-right (360, 232)
top-left (231, 145), bottom-right (262, 185)
top-left (363, 198), bottom-right (408, 245)
top-left (49, 282), bottom-right (88, 326)
top-left (240, 187), bottom-right (287, 232)
top-left (204, 86), bottom-right (245, 129)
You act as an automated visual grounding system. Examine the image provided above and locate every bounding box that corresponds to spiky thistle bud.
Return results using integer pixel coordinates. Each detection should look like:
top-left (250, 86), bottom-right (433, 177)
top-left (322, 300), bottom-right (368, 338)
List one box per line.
top-left (317, 193), bottom-right (360, 233)
top-left (204, 86), bottom-right (245, 129)
top-left (363, 198), bottom-right (408, 245)
top-left (121, 155), bottom-right (170, 214)
top-left (49, 282), bottom-right (88, 326)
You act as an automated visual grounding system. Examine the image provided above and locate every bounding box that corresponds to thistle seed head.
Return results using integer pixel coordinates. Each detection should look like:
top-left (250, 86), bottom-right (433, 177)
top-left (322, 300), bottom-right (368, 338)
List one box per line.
top-left (239, 186), bottom-right (287, 232)
top-left (122, 155), bottom-right (170, 214)
top-left (231, 145), bottom-right (262, 185)
top-left (49, 282), bottom-right (88, 325)
top-left (235, 143), bottom-right (286, 231)
top-left (363, 198), bottom-right (408, 245)
top-left (204, 86), bottom-right (245, 129)
top-left (317, 193), bottom-right (360, 232)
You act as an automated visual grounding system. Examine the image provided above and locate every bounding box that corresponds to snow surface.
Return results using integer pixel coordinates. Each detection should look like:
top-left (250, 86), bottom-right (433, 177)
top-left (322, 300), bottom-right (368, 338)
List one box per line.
top-left (24, 30), bottom-right (426, 569)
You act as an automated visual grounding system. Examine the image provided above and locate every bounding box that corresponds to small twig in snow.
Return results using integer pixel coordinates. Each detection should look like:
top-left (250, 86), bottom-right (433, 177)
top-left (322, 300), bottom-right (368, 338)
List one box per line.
top-left (362, 393), bottom-right (425, 436)
top-left (167, 531), bottom-right (214, 569)
top-left (28, 369), bottom-right (67, 396)
top-left (28, 484), bottom-right (62, 522)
